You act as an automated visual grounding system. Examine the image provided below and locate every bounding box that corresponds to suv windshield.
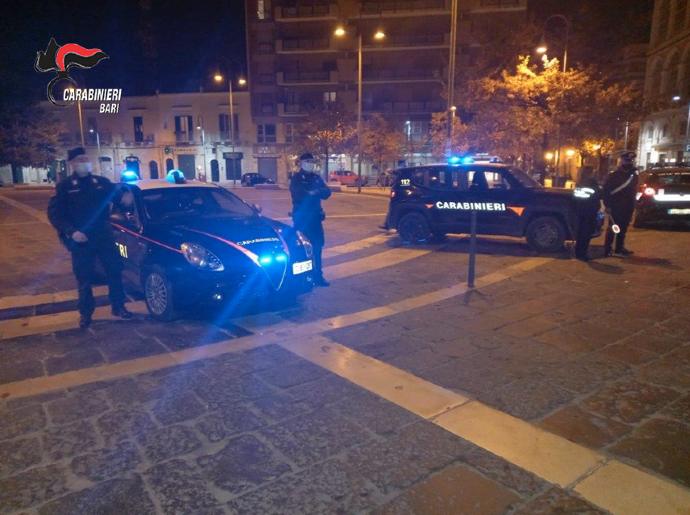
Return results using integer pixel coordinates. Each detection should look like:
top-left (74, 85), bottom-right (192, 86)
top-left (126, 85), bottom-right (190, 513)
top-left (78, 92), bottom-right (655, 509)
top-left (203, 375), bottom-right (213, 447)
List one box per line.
top-left (142, 187), bottom-right (255, 222)
top-left (509, 168), bottom-right (541, 188)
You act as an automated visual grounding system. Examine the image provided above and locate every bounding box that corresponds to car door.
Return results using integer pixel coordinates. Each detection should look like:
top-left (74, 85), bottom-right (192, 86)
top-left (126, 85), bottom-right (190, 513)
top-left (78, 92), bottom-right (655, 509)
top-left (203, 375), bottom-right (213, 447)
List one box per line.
top-left (110, 186), bottom-right (148, 283)
top-left (424, 166), bottom-right (472, 233)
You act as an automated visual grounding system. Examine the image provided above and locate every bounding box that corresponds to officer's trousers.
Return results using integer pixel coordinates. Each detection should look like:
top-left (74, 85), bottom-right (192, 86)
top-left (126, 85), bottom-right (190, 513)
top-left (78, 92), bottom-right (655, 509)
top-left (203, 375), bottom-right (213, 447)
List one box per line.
top-left (70, 238), bottom-right (126, 316)
top-left (604, 209), bottom-right (632, 253)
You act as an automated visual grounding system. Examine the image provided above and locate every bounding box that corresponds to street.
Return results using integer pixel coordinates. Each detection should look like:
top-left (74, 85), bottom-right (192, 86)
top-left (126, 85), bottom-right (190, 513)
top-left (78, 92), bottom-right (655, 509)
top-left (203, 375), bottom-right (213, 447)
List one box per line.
top-left (1, 186), bottom-right (689, 514)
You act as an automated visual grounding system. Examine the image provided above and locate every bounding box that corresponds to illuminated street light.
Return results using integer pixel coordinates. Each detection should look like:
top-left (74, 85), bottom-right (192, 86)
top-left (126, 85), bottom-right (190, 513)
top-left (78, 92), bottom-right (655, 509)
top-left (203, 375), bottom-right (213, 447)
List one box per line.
top-left (334, 25), bottom-right (385, 192)
top-left (673, 95), bottom-right (682, 102)
top-left (565, 149), bottom-right (576, 157)
top-left (214, 70), bottom-right (247, 159)
top-left (238, 77), bottom-right (247, 86)
top-left (536, 35), bottom-right (548, 55)
top-left (544, 151), bottom-right (554, 161)
top-left (213, 73), bottom-right (223, 82)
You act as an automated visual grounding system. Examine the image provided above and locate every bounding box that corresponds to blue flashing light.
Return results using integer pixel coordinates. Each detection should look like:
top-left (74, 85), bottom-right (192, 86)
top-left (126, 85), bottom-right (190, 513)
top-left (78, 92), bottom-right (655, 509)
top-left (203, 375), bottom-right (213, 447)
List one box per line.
top-left (120, 170), bottom-right (139, 183)
top-left (259, 255), bottom-right (272, 265)
top-left (448, 156), bottom-right (474, 166)
top-left (275, 253), bottom-right (287, 263)
top-left (448, 156), bottom-right (462, 165)
top-left (166, 169), bottom-right (186, 184)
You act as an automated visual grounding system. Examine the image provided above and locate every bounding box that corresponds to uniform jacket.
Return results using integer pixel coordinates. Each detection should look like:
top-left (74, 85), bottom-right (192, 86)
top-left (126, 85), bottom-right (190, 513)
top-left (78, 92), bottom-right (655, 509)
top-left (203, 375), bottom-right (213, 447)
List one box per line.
top-left (47, 173), bottom-right (117, 246)
top-left (289, 170), bottom-right (331, 231)
top-left (603, 165), bottom-right (639, 213)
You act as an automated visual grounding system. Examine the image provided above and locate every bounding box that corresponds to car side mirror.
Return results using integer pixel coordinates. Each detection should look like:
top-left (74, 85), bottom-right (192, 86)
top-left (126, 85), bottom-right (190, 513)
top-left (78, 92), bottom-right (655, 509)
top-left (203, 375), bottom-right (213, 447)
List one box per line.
top-left (253, 203), bottom-right (263, 213)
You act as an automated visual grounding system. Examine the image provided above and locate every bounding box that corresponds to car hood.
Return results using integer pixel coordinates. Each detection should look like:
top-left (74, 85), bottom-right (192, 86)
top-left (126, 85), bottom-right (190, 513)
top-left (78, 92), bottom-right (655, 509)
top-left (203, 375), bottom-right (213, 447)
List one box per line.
top-left (173, 215), bottom-right (289, 258)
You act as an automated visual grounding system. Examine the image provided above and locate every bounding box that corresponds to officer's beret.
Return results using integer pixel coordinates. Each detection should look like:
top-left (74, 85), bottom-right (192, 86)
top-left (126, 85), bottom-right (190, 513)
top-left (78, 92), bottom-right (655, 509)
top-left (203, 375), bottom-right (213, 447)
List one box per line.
top-left (67, 147), bottom-right (86, 161)
top-left (299, 152), bottom-right (315, 161)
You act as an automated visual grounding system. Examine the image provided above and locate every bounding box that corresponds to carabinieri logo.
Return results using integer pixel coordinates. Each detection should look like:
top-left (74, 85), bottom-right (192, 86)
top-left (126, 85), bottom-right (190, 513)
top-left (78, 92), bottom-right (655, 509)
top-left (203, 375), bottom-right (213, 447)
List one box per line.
top-left (34, 37), bottom-right (120, 111)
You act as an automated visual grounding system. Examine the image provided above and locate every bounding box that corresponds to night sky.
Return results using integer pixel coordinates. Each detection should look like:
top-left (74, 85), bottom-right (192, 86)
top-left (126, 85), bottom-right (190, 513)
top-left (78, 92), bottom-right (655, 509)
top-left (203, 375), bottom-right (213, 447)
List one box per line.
top-left (1, 0), bottom-right (247, 107)
top-left (1, 0), bottom-right (653, 108)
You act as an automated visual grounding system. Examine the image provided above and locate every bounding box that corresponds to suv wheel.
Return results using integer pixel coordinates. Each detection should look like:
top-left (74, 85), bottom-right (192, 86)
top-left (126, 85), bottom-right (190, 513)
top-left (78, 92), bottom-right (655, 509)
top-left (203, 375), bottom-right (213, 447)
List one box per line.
top-left (144, 266), bottom-right (177, 321)
top-left (398, 212), bottom-right (432, 244)
top-left (526, 216), bottom-right (566, 253)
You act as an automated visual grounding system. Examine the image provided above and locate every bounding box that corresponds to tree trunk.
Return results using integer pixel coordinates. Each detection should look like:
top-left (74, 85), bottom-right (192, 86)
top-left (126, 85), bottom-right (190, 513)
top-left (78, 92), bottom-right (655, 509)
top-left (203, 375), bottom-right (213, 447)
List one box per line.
top-left (323, 149), bottom-right (330, 182)
top-left (11, 163), bottom-right (23, 184)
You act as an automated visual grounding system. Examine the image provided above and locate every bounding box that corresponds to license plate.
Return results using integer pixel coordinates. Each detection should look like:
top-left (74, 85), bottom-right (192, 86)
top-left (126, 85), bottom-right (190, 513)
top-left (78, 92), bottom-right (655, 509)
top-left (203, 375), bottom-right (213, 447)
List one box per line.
top-left (668, 208), bottom-right (690, 215)
top-left (292, 260), bottom-right (313, 275)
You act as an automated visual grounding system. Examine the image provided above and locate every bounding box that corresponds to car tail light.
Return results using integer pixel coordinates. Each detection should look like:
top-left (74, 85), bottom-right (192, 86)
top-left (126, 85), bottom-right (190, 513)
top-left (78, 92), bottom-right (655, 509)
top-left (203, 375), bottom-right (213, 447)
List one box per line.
top-left (390, 190), bottom-right (396, 198)
top-left (643, 186), bottom-right (656, 197)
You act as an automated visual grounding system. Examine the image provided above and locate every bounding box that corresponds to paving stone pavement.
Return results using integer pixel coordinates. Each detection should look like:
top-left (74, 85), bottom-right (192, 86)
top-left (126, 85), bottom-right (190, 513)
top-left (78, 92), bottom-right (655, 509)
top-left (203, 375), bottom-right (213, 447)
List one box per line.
top-left (1, 344), bottom-right (611, 514)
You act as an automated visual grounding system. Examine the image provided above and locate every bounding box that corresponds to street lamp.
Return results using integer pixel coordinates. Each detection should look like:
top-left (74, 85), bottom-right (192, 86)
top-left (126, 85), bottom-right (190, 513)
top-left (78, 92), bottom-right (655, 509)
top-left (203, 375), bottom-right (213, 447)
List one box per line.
top-left (537, 15), bottom-right (571, 185)
top-left (196, 123), bottom-right (208, 180)
top-left (89, 128), bottom-right (101, 174)
top-left (334, 25), bottom-right (385, 193)
top-left (67, 87), bottom-right (85, 147)
top-left (214, 72), bottom-right (247, 153)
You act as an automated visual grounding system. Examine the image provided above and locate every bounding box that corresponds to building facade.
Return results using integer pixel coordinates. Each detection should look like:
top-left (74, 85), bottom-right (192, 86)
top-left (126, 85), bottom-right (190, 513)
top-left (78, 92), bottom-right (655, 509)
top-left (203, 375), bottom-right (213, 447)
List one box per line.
top-left (244, 0), bottom-right (527, 181)
top-left (638, 0), bottom-right (690, 168)
top-left (26, 91), bottom-right (257, 185)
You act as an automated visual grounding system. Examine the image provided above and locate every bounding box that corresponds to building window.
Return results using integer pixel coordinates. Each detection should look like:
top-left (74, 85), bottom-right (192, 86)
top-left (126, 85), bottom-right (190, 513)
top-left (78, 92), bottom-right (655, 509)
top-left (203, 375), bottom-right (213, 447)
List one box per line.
top-left (133, 116), bottom-right (144, 143)
top-left (257, 0), bottom-right (271, 19)
top-left (674, 0), bottom-right (687, 33)
top-left (323, 91), bottom-right (337, 104)
top-left (662, 123), bottom-right (669, 137)
top-left (257, 124), bottom-right (276, 143)
top-left (285, 123), bottom-right (294, 144)
top-left (681, 119), bottom-right (688, 136)
top-left (218, 113), bottom-right (240, 142)
top-left (174, 115), bottom-right (194, 143)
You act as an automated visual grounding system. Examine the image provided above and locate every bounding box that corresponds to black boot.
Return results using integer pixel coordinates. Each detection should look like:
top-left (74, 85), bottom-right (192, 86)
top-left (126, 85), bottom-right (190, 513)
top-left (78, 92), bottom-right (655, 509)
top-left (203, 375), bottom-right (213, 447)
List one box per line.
top-left (314, 276), bottom-right (330, 287)
top-left (615, 248), bottom-right (634, 256)
top-left (112, 306), bottom-right (134, 319)
top-left (79, 315), bottom-right (92, 329)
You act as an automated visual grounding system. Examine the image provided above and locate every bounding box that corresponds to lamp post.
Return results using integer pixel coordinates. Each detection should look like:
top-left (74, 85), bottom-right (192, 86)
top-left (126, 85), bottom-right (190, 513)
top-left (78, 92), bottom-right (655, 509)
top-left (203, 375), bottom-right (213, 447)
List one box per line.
top-left (215, 72), bottom-right (246, 184)
top-left (89, 128), bottom-right (101, 174)
top-left (335, 25), bottom-right (385, 193)
top-left (196, 123), bottom-right (207, 181)
top-left (67, 87), bottom-right (85, 147)
top-left (536, 14), bottom-right (571, 186)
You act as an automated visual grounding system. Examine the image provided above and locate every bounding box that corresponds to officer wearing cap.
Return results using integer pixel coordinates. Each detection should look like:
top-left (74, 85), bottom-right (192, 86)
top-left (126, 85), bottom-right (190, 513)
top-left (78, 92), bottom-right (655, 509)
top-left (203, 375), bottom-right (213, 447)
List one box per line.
top-left (289, 153), bottom-right (332, 286)
top-left (48, 147), bottom-right (133, 328)
top-left (602, 150), bottom-right (639, 257)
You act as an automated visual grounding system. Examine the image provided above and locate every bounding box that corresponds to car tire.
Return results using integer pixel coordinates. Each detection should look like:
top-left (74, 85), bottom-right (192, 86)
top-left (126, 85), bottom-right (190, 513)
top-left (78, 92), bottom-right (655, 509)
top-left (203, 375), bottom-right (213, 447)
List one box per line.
top-left (143, 266), bottom-right (177, 321)
top-left (398, 212), bottom-right (432, 244)
top-left (526, 216), bottom-right (566, 253)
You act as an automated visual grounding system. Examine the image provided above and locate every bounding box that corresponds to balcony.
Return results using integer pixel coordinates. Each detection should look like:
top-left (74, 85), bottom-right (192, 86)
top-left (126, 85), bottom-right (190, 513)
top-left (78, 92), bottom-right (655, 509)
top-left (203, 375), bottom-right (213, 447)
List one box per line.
top-left (276, 3), bottom-right (338, 22)
top-left (365, 100), bottom-right (445, 114)
top-left (175, 132), bottom-right (195, 145)
top-left (278, 103), bottom-right (309, 117)
top-left (276, 38), bottom-right (334, 54)
top-left (277, 70), bottom-right (337, 85)
top-left (360, 0), bottom-right (450, 17)
top-left (364, 33), bottom-right (449, 51)
top-left (363, 68), bottom-right (443, 83)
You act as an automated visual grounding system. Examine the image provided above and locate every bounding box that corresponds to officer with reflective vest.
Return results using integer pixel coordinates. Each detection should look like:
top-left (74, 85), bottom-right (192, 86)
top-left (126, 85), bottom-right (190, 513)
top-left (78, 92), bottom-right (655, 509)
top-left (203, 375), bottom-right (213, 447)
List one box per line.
top-left (289, 153), bottom-right (332, 286)
top-left (573, 168), bottom-right (603, 262)
top-left (603, 150), bottom-right (639, 257)
top-left (48, 147), bottom-right (133, 328)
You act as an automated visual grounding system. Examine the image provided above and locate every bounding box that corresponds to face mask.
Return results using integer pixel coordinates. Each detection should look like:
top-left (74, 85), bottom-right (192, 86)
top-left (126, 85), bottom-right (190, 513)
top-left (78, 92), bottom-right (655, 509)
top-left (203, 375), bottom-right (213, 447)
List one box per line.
top-left (302, 162), bottom-right (315, 172)
top-left (73, 162), bottom-right (92, 176)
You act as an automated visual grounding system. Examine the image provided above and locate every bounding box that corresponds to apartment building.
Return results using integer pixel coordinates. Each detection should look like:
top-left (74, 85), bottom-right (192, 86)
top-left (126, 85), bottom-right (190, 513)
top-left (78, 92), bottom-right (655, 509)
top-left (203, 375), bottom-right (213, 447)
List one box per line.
top-left (245, 0), bottom-right (527, 182)
top-left (638, 0), bottom-right (690, 167)
top-left (32, 91), bottom-right (255, 185)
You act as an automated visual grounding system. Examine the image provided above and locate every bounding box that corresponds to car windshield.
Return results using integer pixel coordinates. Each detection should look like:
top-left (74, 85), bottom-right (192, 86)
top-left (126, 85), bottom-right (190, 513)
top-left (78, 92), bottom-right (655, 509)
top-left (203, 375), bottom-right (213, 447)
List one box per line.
top-left (508, 168), bottom-right (542, 188)
top-left (141, 187), bottom-right (255, 222)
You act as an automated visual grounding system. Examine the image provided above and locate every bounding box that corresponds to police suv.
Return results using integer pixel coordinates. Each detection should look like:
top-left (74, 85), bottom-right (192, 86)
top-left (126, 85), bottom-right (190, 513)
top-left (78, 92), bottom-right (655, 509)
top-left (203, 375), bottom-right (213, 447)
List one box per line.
top-left (111, 171), bottom-right (314, 320)
top-left (386, 157), bottom-right (591, 253)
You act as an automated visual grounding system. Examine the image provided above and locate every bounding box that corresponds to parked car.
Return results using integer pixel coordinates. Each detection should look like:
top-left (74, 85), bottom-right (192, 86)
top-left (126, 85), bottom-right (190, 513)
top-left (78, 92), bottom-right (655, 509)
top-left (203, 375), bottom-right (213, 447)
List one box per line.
top-left (634, 167), bottom-right (690, 226)
top-left (386, 158), bottom-right (603, 253)
top-left (329, 170), bottom-right (368, 187)
top-left (241, 173), bottom-right (275, 187)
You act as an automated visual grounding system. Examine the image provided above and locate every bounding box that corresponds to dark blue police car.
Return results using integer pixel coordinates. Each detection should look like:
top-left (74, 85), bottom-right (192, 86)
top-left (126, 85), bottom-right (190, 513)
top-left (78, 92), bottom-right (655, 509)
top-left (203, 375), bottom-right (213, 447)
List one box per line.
top-left (386, 157), bottom-right (601, 253)
top-left (111, 172), bottom-right (313, 320)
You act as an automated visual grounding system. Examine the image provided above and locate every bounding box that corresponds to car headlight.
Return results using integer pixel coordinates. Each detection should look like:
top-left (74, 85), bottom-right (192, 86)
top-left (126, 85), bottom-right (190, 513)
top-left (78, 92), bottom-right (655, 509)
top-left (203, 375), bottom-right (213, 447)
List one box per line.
top-left (180, 242), bottom-right (224, 271)
top-left (295, 230), bottom-right (313, 258)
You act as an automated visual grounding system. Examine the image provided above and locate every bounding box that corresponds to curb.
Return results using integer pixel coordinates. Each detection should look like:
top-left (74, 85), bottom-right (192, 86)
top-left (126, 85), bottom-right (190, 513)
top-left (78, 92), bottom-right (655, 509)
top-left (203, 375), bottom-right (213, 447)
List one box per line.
top-left (335, 187), bottom-right (390, 198)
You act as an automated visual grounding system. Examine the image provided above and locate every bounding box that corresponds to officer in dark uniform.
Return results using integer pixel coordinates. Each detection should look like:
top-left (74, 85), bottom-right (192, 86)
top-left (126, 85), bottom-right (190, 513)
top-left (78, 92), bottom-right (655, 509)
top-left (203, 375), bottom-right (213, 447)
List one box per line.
top-left (289, 153), bottom-right (332, 286)
top-left (573, 168), bottom-right (603, 262)
top-left (48, 147), bottom-right (133, 328)
top-left (603, 150), bottom-right (639, 257)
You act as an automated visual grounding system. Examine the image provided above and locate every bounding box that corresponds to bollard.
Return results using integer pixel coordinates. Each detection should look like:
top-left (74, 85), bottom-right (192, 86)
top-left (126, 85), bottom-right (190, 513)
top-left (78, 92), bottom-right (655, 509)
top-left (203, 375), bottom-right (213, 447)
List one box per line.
top-left (468, 209), bottom-right (477, 288)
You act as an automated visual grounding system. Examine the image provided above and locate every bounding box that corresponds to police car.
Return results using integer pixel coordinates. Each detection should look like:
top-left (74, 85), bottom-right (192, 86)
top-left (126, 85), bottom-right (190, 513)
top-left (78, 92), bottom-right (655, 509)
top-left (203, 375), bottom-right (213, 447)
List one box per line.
top-left (386, 157), bottom-right (593, 252)
top-left (634, 168), bottom-right (690, 226)
top-left (111, 171), bottom-right (314, 320)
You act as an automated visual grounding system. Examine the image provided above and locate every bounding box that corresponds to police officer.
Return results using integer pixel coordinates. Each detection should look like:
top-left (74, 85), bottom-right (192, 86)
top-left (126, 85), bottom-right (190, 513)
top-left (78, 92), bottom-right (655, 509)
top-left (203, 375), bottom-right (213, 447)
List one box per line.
top-left (603, 150), bottom-right (639, 257)
top-left (573, 168), bottom-right (603, 262)
top-left (289, 153), bottom-right (332, 286)
top-left (48, 147), bottom-right (133, 328)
